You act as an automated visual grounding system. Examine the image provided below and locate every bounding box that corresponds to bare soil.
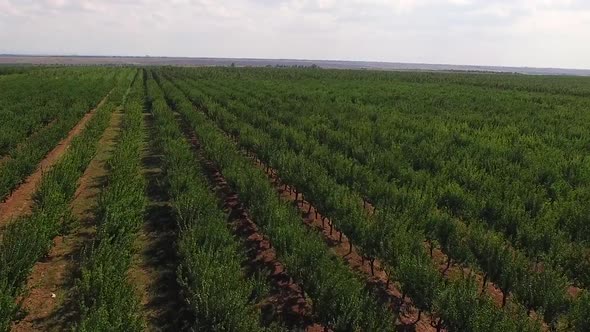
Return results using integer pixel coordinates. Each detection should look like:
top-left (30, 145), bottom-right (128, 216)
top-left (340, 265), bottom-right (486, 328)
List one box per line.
top-left (11, 109), bottom-right (122, 332)
top-left (0, 93), bottom-right (111, 227)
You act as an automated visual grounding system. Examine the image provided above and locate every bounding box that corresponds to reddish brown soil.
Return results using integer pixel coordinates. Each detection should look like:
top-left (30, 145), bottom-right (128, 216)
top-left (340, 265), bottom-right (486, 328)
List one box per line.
top-left (180, 115), bottom-right (325, 331)
top-left (127, 113), bottom-right (193, 331)
top-left (11, 110), bottom-right (122, 332)
top-left (568, 286), bottom-right (582, 298)
top-left (0, 93), bottom-right (111, 227)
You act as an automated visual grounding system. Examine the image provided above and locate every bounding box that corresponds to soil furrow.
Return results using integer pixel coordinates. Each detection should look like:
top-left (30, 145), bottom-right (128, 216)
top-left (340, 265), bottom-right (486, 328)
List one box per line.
top-left (0, 92), bottom-right (112, 227)
top-left (11, 109), bottom-right (123, 332)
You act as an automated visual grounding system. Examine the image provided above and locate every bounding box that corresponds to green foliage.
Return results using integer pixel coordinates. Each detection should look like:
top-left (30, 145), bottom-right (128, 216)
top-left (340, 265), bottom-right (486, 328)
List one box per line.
top-left (156, 72), bottom-right (397, 331)
top-left (146, 73), bottom-right (263, 331)
top-left (563, 292), bottom-right (590, 331)
top-left (75, 71), bottom-right (146, 331)
top-left (395, 255), bottom-right (441, 313)
top-left (3, 65), bottom-right (589, 330)
top-left (0, 68), bottom-right (133, 201)
top-left (155, 66), bottom-right (590, 328)
top-left (434, 278), bottom-right (540, 332)
top-left (162, 68), bottom-right (544, 330)
top-left (0, 71), bottom-right (136, 331)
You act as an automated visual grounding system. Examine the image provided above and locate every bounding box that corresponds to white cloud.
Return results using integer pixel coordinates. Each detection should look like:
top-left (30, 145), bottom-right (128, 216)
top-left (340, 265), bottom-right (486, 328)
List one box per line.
top-left (0, 0), bottom-right (588, 68)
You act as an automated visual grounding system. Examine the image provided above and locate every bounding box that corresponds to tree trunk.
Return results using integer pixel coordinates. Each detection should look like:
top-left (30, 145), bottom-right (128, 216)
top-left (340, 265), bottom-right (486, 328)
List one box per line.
top-left (322, 216), bottom-right (326, 227)
top-left (413, 310), bottom-right (422, 325)
top-left (436, 319), bottom-right (443, 332)
top-left (330, 222), bottom-right (333, 235)
top-left (370, 258), bottom-right (375, 276)
top-left (348, 241), bottom-right (353, 255)
top-left (339, 231), bottom-right (343, 242)
top-left (429, 242), bottom-right (434, 258)
top-left (307, 204), bottom-right (312, 214)
top-left (443, 257), bottom-right (452, 273)
top-left (502, 290), bottom-right (508, 307)
top-left (481, 273), bottom-right (488, 294)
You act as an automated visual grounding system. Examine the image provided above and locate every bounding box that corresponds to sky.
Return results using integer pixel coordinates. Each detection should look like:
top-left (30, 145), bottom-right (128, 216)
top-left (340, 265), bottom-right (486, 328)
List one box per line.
top-left (0, 0), bottom-right (588, 69)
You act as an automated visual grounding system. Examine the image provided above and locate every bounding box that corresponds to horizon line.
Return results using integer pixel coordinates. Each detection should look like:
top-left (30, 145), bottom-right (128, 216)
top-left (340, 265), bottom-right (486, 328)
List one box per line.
top-left (1, 53), bottom-right (589, 73)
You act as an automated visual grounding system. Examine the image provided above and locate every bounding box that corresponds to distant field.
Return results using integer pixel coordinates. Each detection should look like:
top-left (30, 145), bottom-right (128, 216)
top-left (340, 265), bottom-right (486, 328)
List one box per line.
top-left (1, 66), bottom-right (590, 332)
top-left (1, 55), bottom-right (590, 76)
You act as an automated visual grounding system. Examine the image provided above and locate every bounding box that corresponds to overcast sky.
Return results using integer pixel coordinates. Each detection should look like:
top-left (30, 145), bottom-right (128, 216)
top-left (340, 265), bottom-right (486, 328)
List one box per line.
top-left (0, 0), bottom-right (588, 69)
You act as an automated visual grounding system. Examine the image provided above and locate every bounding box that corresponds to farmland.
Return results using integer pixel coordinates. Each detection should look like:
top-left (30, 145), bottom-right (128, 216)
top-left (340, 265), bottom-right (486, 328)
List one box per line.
top-left (0, 66), bottom-right (589, 332)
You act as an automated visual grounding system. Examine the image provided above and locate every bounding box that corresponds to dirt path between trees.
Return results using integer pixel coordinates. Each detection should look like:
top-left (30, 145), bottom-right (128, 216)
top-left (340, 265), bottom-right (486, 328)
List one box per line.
top-left (0, 93), bottom-right (111, 228)
top-left (11, 110), bottom-right (122, 332)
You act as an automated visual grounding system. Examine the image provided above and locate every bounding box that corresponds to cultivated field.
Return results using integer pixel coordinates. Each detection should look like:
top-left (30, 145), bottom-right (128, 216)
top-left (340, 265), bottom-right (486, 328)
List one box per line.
top-left (0, 66), bottom-right (589, 332)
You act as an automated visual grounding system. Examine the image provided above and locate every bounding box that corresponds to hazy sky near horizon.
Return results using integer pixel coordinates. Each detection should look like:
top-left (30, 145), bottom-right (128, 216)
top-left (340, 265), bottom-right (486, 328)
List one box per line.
top-left (0, 0), bottom-right (588, 68)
